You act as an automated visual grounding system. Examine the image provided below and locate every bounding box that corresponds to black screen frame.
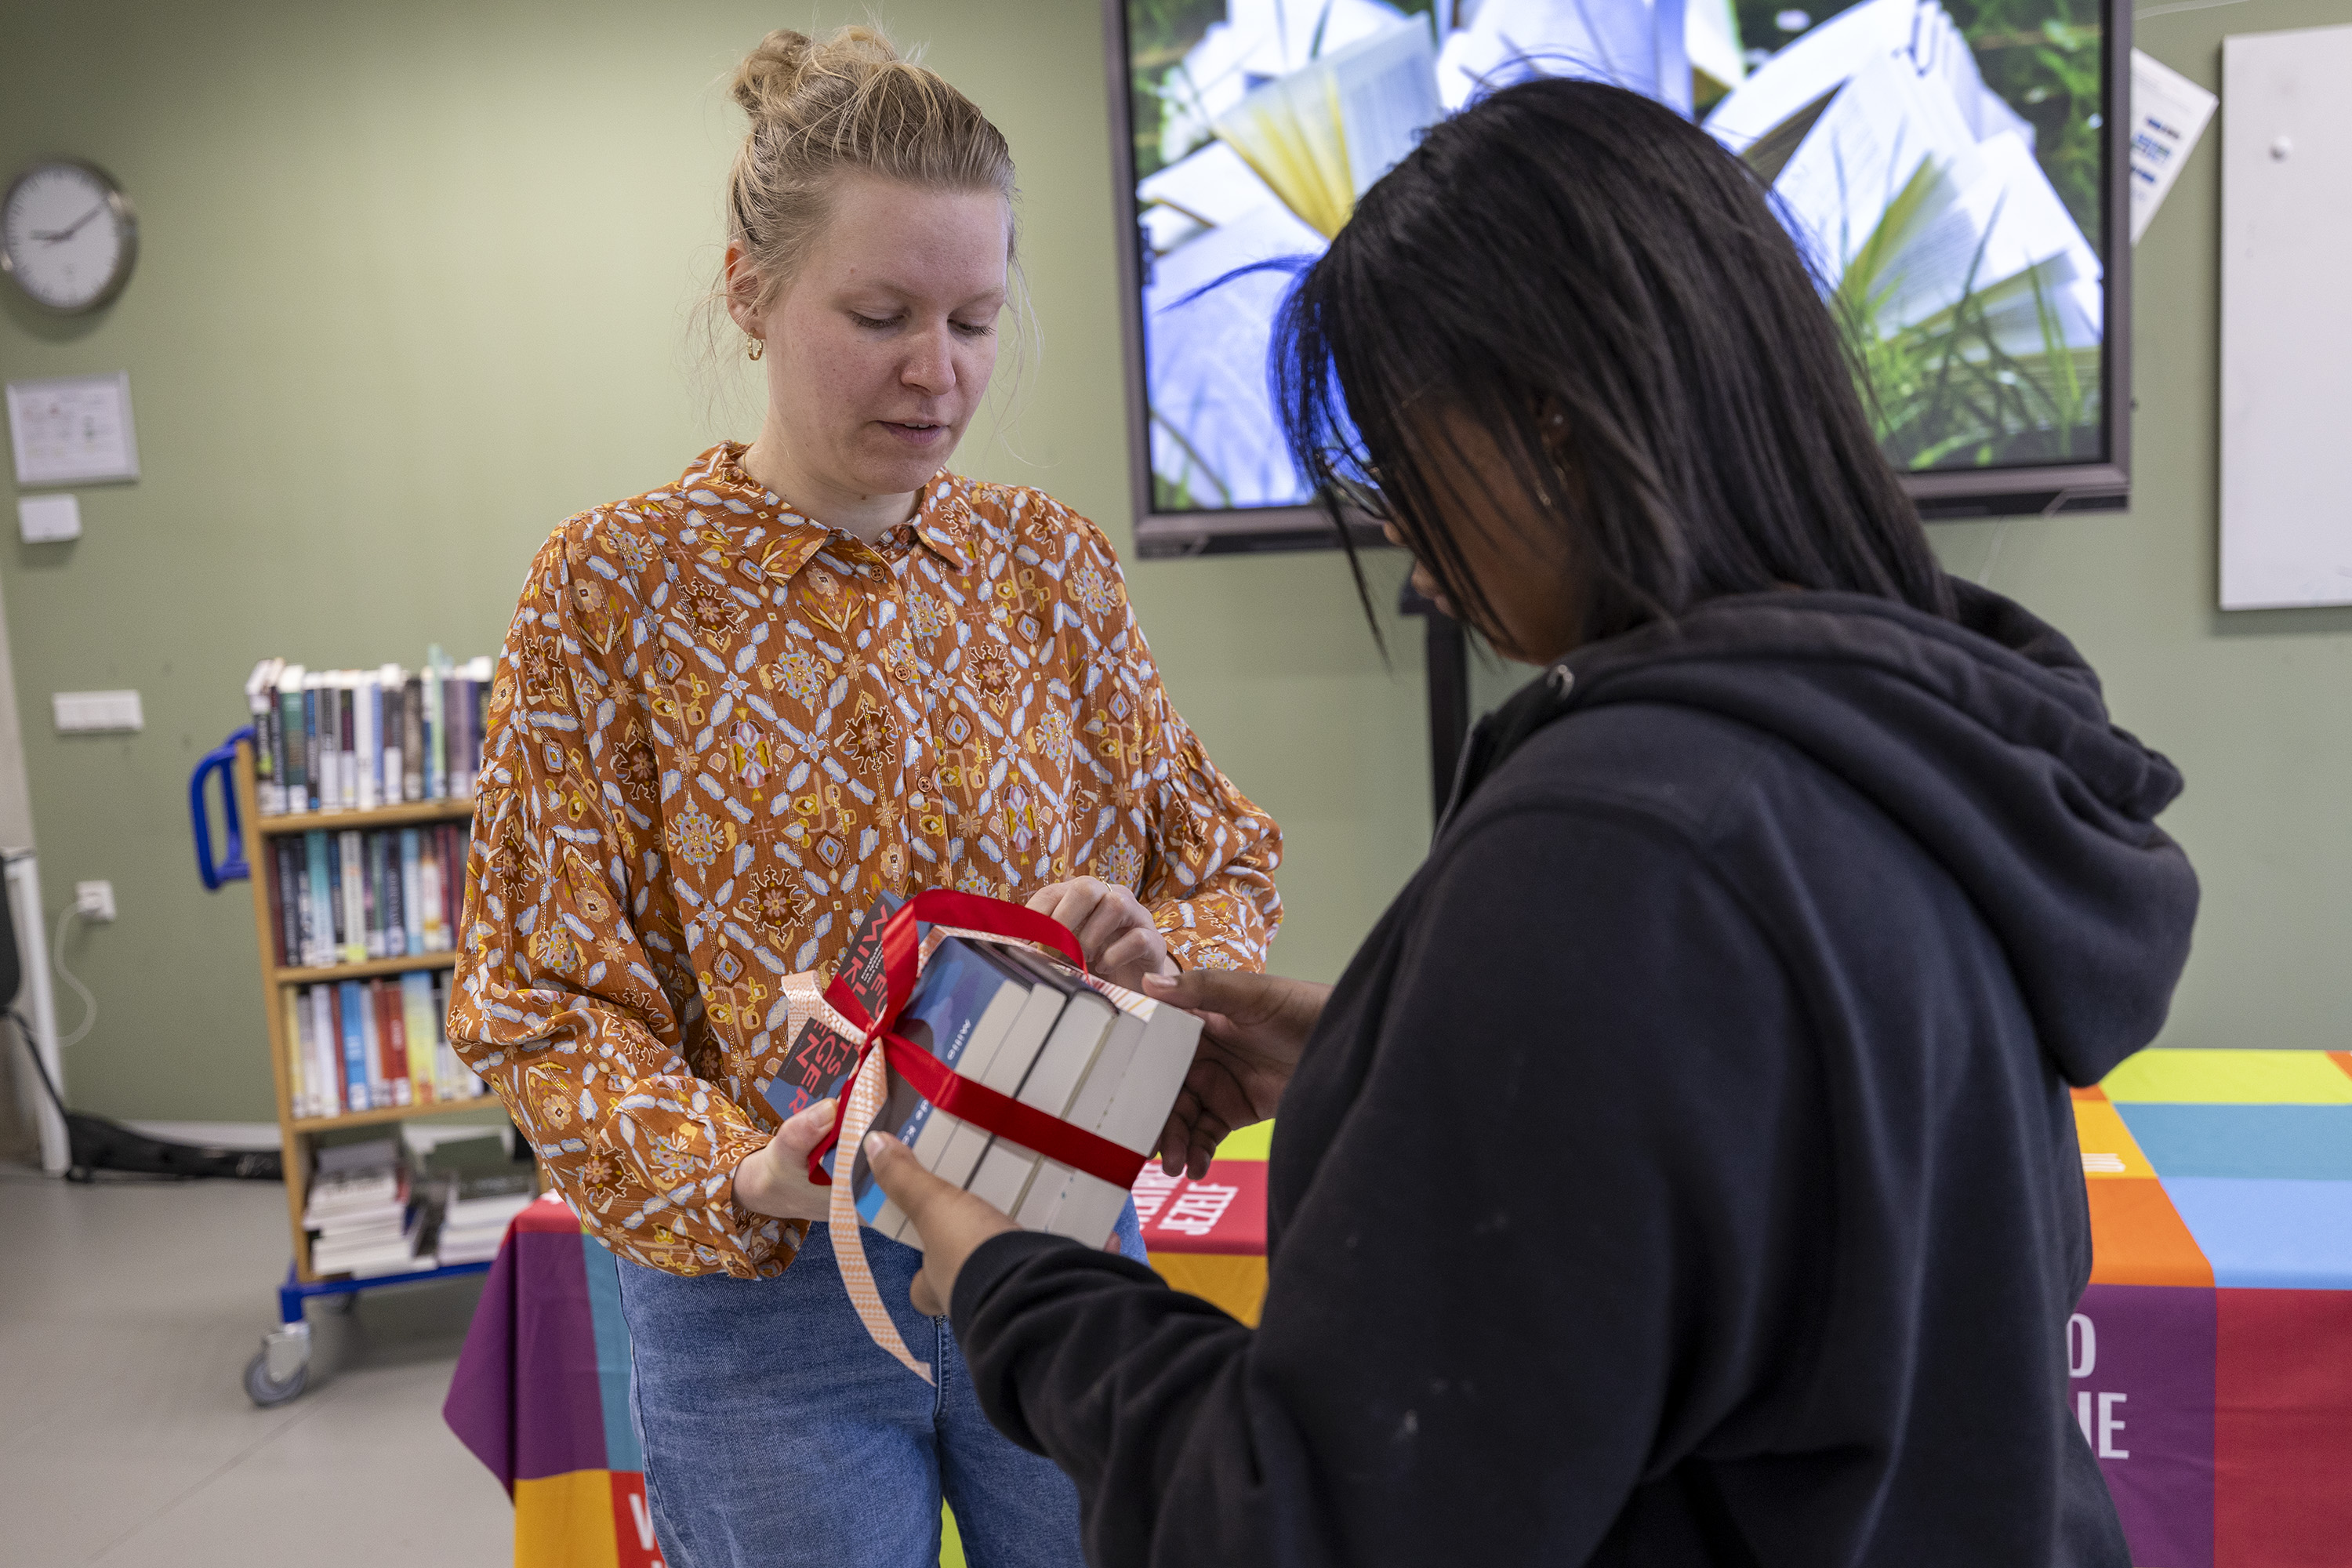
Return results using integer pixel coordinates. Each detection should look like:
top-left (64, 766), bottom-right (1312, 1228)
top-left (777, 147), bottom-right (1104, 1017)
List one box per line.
top-left (1102, 0), bottom-right (2132, 558)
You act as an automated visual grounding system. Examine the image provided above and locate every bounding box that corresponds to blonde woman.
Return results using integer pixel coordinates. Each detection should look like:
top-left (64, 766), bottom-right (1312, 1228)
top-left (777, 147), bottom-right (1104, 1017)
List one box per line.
top-left (450, 28), bottom-right (1281, 1566)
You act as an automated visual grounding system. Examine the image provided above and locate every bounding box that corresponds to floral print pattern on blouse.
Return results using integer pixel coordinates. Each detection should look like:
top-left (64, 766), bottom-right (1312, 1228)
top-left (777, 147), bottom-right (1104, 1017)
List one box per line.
top-left (449, 445), bottom-right (1282, 1279)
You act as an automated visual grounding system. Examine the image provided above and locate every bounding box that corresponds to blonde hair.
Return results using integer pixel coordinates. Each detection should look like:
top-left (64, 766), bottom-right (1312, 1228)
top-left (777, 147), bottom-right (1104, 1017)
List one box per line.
top-left (724, 25), bottom-right (1018, 312)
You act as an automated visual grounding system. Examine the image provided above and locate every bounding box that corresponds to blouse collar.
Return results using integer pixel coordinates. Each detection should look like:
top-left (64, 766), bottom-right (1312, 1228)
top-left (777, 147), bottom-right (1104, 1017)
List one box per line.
top-left (674, 443), bottom-right (975, 578)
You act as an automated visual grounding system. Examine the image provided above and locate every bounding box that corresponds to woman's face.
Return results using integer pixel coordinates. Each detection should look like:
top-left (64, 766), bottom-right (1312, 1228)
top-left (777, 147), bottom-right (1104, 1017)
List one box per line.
top-left (731, 175), bottom-right (1008, 504)
top-left (1385, 412), bottom-right (1584, 666)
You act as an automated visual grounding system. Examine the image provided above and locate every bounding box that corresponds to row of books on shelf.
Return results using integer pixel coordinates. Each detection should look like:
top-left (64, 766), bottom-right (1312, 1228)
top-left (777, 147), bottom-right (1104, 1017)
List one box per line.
top-left (769, 895), bottom-right (1202, 1253)
top-left (266, 822), bottom-right (468, 970)
top-left (242, 652), bottom-right (494, 817)
top-left (304, 1129), bottom-right (537, 1277)
top-left (285, 971), bottom-right (488, 1119)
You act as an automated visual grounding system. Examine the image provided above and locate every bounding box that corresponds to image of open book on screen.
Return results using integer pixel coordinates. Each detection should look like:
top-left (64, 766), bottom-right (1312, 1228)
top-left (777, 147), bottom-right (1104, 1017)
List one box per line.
top-left (1122, 0), bottom-right (2114, 521)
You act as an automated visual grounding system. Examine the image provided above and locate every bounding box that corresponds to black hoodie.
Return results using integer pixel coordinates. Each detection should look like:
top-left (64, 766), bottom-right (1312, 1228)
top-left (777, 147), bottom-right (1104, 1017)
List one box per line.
top-left (951, 583), bottom-right (2198, 1567)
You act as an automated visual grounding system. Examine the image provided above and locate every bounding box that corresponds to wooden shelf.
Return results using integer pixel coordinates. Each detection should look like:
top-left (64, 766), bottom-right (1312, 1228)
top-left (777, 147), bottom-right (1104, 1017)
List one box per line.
top-left (255, 797), bottom-right (474, 837)
top-left (289, 1098), bottom-right (503, 1136)
top-left (272, 950), bottom-right (457, 985)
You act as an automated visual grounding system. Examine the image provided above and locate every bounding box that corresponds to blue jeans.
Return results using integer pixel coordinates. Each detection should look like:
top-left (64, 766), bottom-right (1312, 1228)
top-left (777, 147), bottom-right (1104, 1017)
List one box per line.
top-left (618, 1206), bottom-right (1145, 1568)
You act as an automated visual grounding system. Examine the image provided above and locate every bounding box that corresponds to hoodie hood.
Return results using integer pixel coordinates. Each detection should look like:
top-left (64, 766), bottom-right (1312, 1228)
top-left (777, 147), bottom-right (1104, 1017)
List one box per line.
top-left (1462, 580), bottom-right (2197, 1087)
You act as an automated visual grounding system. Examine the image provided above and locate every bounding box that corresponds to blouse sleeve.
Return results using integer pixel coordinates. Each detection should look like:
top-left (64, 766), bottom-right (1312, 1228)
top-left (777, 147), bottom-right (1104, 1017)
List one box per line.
top-left (448, 524), bottom-right (804, 1279)
top-left (1061, 514), bottom-right (1283, 973)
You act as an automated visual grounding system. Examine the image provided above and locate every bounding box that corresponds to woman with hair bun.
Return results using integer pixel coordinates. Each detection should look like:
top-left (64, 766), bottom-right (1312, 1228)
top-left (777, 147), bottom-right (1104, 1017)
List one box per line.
top-left (448, 26), bottom-right (1282, 1567)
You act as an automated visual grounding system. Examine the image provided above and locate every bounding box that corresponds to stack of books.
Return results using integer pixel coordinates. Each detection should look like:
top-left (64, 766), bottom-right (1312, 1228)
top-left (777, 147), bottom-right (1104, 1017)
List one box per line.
top-left (305, 1136), bottom-right (424, 1277)
top-left (284, 970), bottom-right (483, 1117)
top-left (417, 1134), bottom-right (538, 1265)
top-left (243, 651), bottom-right (495, 816)
top-left (266, 822), bottom-right (467, 969)
top-left (767, 899), bottom-right (1203, 1251)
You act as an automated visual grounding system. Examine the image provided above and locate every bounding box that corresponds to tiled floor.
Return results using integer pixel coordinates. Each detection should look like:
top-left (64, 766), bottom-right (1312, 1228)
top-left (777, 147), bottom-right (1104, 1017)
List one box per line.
top-left (0, 1163), bottom-right (511, 1566)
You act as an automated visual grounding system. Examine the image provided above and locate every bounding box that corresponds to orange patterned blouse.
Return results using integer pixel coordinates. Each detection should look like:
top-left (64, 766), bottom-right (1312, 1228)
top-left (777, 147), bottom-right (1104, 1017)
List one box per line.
top-left (449, 445), bottom-right (1281, 1279)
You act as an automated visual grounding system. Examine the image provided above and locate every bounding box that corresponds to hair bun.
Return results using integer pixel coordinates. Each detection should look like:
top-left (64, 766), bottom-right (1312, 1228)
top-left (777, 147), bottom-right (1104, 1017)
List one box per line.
top-left (731, 26), bottom-right (901, 121)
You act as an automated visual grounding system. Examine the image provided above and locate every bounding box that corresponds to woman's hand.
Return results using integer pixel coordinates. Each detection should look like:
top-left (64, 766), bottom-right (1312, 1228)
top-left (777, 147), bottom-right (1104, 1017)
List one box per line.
top-left (1029, 877), bottom-right (1178, 989)
top-left (731, 1097), bottom-right (844, 1224)
top-left (1139, 969), bottom-right (1330, 1179)
top-left (863, 1132), bottom-right (1017, 1316)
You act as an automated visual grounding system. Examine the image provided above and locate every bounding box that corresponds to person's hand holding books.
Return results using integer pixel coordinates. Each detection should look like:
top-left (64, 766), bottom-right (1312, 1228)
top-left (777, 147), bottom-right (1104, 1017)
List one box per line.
top-left (731, 1095), bottom-right (844, 1223)
top-left (1139, 970), bottom-right (1329, 1179)
top-left (1027, 877), bottom-right (1177, 989)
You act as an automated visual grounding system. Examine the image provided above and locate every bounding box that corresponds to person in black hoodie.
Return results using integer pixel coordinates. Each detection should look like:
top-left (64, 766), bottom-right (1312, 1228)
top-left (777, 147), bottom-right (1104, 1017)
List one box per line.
top-left (864, 78), bottom-right (2198, 1566)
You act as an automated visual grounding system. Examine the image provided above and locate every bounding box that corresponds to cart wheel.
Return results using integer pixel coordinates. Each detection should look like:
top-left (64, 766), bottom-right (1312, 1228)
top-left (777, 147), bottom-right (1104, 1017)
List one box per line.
top-left (243, 1346), bottom-right (307, 1406)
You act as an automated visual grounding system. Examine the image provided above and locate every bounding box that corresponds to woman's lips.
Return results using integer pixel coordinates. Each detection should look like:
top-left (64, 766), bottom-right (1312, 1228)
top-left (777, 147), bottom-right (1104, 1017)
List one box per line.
top-left (878, 419), bottom-right (951, 448)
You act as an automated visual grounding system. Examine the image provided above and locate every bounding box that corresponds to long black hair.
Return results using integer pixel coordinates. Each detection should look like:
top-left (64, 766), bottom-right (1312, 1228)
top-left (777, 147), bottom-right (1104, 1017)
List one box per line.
top-left (1273, 76), bottom-right (1954, 645)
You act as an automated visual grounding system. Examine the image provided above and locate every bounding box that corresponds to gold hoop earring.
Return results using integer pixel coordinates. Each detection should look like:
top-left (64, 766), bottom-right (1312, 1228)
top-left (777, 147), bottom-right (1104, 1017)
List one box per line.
top-left (746, 336), bottom-right (764, 362)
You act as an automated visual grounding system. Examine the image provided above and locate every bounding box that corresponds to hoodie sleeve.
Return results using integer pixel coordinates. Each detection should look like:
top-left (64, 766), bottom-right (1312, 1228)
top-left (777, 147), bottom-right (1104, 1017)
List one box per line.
top-left (949, 807), bottom-right (1830, 1567)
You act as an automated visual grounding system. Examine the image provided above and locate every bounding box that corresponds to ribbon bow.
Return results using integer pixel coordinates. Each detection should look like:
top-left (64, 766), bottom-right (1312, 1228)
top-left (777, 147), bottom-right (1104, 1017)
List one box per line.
top-left (804, 889), bottom-right (1152, 1380)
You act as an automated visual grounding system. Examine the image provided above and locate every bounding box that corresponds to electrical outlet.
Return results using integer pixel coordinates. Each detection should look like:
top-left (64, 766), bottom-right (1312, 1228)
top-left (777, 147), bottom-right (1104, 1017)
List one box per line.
top-left (74, 880), bottom-right (115, 922)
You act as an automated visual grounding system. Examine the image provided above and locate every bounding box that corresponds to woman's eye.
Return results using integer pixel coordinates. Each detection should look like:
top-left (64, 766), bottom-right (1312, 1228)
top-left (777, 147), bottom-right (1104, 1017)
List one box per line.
top-left (851, 312), bottom-right (899, 331)
top-left (951, 319), bottom-right (996, 339)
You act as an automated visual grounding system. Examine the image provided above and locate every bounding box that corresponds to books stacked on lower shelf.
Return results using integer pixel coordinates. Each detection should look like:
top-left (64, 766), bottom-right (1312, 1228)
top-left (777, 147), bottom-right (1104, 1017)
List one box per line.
top-left (304, 1136), bottom-right (426, 1279)
top-left (283, 969), bottom-right (485, 1117)
top-left (418, 1134), bottom-right (539, 1266)
top-left (764, 898), bottom-right (1203, 1252)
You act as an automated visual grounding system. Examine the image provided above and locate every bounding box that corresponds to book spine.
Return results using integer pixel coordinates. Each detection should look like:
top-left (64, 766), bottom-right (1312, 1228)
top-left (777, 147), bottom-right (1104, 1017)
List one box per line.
top-left (304, 832), bottom-right (331, 968)
top-left (393, 978), bottom-right (416, 1106)
top-left (360, 977), bottom-right (387, 1109)
top-left (423, 665), bottom-right (445, 801)
top-left (383, 833), bottom-right (406, 956)
top-left (336, 681), bottom-right (353, 818)
top-left (418, 833), bottom-right (445, 952)
top-left (265, 838), bottom-right (288, 967)
top-left (471, 671), bottom-right (489, 790)
top-left (278, 677), bottom-right (308, 815)
top-left (269, 681), bottom-right (292, 815)
top-left (361, 833), bottom-right (383, 960)
top-left (339, 981), bottom-right (370, 1112)
top-left (376, 979), bottom-right (409, 1107)
top-left (403, 676), bottom-right (426, 802)
top-left (325, 829), bottom-right (347, 958)
top-left (302, 679), bottom-right (321, 812)
top-left (354, 672), bottom-right (375, 811)
top-left (278, 840), bottom-right (303, 971)
top-left (255, 678), bottom-right (282, 817)
top-left (286, 986), bottom-right (309, 1119)
top-left (441, 823), bottom-right (464, 945)
top-left (401, 972), bottom-right (434, 1105)
top-left (380, 664), bottom-right (404, 806)
top-left (313, 986), bottom-right (340, 1116)
top-left (400, 829), bottom-right (424, 956)
top-left (320, 676), bottom-right (340, 813)
top-left (339, 831), bottom-right (366, 964)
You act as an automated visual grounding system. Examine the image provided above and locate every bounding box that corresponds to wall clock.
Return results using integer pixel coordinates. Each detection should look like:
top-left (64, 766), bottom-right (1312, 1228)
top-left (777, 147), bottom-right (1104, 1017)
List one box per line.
top-left (1, 160), bottom-right (138, 314)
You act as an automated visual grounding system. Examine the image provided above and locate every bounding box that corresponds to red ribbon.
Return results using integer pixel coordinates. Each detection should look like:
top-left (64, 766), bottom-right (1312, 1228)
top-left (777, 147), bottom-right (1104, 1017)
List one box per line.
top-left (804, 889), bottom-right (1150, 1198)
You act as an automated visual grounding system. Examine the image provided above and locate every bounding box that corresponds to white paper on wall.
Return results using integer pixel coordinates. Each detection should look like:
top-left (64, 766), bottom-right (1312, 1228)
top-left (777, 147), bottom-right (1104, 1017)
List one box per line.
top-left (2129, 48), bottom-right (2217, 245)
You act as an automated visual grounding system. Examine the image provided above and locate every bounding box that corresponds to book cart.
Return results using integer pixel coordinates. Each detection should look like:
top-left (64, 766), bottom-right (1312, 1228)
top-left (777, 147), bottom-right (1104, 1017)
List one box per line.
top-left (197, 730), bottom-right (506, 1406)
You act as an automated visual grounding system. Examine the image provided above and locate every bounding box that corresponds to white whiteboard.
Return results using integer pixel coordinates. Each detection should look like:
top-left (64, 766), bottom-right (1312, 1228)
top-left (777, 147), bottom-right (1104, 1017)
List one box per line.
top-left (2219, 23), bottom-right (2352, 611)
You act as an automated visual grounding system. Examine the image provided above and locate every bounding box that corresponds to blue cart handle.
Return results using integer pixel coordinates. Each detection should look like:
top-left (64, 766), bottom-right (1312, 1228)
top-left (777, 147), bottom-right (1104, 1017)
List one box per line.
top-left (191, 726), bottom-right (253, 891)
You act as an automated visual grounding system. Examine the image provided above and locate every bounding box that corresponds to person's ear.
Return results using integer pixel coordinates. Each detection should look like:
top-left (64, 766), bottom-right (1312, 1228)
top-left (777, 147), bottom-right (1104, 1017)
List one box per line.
top-left (724, 241), bottom-right (768, 338)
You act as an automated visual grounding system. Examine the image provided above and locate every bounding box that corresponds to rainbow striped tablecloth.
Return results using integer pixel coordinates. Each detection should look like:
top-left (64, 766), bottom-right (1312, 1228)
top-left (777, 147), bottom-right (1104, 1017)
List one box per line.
top-left (443, 1194), bottom-right (662, 1568)
top-left (448, 1053), bottom-right (2352, 1568)
top-left (2069, 1049), bottom-right (2352, 1568)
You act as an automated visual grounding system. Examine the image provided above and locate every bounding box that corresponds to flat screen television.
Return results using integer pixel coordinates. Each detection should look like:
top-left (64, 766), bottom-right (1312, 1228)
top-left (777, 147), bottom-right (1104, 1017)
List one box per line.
top-left (1104, 0), bottom-right (2132, 557)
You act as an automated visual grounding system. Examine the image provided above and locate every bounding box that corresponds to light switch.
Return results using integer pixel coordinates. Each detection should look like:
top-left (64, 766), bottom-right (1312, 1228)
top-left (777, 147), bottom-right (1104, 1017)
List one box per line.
top-left (17, 493), bottom-right (80, 543)
top-left (53, 690), bottom-right (142, 733)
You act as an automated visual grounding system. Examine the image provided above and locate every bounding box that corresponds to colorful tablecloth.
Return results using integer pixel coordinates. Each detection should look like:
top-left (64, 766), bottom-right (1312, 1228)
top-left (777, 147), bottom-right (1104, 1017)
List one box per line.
top-left (443, 1195), bottom-right (662, 1568)
top-left (2070, 1049), bottom-right (2352, 1568)
top-left (448, 1053), bottom-right (2352, 1568)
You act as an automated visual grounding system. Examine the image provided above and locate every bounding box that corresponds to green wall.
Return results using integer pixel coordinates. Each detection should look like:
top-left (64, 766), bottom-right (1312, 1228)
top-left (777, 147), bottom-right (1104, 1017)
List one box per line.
top-left (0, 0), bottom-right (2331, 1122)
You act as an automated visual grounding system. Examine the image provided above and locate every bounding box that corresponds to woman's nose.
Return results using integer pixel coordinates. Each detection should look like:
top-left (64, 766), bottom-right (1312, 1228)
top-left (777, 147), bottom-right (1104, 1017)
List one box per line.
top-left (901, 325), bottom-right (956, 397)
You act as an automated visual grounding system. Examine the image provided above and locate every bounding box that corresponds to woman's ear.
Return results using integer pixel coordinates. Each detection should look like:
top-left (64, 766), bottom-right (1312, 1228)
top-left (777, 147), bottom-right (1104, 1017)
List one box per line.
top-left (723, 241), bottom-right (766, 337)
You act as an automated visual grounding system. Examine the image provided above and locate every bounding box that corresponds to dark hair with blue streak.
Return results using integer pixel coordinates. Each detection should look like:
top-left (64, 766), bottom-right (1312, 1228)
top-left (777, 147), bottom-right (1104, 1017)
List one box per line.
top-left (1272, 75), bottom-right (1955, 646)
